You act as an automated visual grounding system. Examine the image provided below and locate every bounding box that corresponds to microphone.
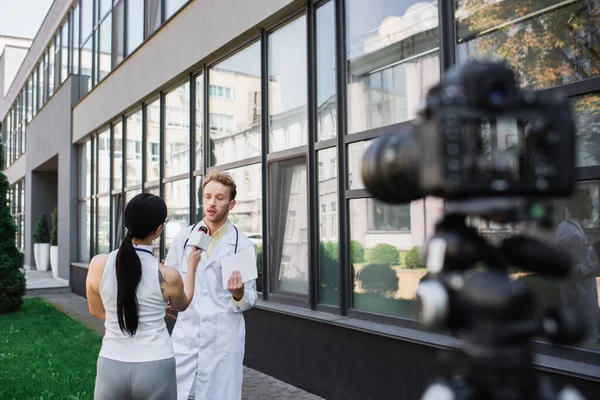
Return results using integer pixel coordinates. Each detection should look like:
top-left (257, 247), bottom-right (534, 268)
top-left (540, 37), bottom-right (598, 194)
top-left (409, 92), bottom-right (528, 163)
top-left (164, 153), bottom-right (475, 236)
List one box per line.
top-left (186, 225), bottom-right (211, 251)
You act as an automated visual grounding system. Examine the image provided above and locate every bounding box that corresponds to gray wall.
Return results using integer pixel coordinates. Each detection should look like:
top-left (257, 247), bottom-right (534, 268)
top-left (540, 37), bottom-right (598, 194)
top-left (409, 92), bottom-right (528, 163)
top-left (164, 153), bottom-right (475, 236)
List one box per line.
top-left (23, 77), bottom-right (77, 278)
top-left (72, 0), bottom-right (297, 141)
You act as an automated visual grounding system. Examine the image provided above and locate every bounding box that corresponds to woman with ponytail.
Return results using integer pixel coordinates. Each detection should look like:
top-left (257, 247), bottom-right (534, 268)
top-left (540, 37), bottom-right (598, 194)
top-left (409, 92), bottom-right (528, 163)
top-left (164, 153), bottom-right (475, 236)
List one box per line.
top-left (85, 193), bottom-right (201, 400)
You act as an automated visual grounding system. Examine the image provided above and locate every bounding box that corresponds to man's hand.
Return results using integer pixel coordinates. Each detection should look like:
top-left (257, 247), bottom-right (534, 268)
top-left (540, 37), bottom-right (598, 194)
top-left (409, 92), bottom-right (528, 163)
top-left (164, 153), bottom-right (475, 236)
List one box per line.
top-left (227, 270), bottom-right (244, 301)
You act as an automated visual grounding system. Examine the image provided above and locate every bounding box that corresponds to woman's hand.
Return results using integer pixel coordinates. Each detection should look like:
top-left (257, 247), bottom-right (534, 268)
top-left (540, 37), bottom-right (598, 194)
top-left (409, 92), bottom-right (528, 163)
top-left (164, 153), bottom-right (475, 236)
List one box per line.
top-left (187, 247), bottom-right (202, 270)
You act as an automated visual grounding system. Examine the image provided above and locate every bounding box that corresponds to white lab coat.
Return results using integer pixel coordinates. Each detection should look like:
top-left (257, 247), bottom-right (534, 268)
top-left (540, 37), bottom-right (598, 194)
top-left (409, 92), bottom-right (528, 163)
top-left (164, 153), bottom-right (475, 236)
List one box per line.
top-left (164, 221), bottom-right (257, 400)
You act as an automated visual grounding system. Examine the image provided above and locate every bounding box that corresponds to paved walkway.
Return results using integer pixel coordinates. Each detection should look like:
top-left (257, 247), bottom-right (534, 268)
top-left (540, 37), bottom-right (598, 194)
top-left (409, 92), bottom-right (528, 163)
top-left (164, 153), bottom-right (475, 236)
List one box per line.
top-left (33, 293), bottom-right (323, 400)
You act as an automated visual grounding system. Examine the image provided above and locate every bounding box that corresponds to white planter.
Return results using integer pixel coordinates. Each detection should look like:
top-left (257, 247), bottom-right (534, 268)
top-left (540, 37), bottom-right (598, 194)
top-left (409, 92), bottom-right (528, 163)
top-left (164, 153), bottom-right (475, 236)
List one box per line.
top-left (50, 246), bottom-right (59, 278)
top-left (34, 243), bottom-right (40, 269)
top-left (36, 243), bottom-right (50, 272)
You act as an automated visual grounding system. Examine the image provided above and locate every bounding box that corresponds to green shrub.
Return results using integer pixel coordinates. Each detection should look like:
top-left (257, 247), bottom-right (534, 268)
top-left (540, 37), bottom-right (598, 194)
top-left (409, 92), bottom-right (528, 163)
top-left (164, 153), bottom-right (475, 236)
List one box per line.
top-left (0, 138), bottom-right (26, 313)
top-left (367, 243), bottom-right (399, 267)
top-left (404, 246), bottom-right (425, 269)
top-left (33, 214), bottom-right (50, 243)
top-left (319, 241), bottom-right (339, 294)
top-left (356, 263), bottom-right (399, 295)
top-left (350, 240), bottom-right (365, 263)
top-left (50, 208), bottom-right (58, 246)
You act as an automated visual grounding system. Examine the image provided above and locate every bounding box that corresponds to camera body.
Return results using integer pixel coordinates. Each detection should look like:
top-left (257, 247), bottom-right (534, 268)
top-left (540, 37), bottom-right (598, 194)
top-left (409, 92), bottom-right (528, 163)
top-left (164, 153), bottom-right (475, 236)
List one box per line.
top-left (361, 60), bottom-right (577, 204)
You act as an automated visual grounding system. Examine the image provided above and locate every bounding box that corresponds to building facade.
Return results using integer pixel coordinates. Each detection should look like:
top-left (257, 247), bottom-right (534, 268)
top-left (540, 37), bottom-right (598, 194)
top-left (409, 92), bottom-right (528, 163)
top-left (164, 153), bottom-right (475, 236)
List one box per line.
top-left (2, 0), bottom-right (600, 398)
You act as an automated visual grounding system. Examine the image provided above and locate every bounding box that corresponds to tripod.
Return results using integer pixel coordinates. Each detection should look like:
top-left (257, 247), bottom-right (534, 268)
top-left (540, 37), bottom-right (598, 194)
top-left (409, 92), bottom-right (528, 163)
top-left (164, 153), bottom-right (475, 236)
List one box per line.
top-left (417, 212), bottom-right (588, 400)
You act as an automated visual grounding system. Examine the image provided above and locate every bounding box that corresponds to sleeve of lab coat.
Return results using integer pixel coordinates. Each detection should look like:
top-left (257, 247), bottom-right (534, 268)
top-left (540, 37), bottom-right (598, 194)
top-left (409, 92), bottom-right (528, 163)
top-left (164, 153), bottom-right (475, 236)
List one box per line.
top-left (229, 244), bottom-right (258, 312)
top-left (164, 229), bottom-right (184, 271)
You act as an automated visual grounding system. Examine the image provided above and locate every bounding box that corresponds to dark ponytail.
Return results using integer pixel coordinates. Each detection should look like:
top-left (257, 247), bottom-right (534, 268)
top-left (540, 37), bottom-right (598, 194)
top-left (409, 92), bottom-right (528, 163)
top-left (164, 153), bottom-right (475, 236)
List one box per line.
top-left (115, 193), bottom-right (167, 336)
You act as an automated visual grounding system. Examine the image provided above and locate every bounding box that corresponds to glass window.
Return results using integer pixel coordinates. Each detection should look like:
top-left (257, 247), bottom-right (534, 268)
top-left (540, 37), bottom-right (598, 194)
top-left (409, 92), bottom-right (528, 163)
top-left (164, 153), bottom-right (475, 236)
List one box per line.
top-left (574, 93), bottom-right (600, 168)
top-left (349, 198), bottom-right (418, 318)
top-left (48, 46), bottom-right (55, 98)
top-left (268, 16), bottom-right (308, 152)
top-left (126, 110), bottom-right (143, 187)
top-left (113, 120), bottom-right (123, 190)
top-left (268, 157), bottom-right (309, 296)
top-left (223, 163), bottom-right (263, 292)
top-left (79, 141), bottom-right (92, 198)
top-left (346, 0), bottom-right (440, 134)
top-left (146, 98), bottom-right (161, 183)
top-left (145, 0), bottom-right (162, 37)
top-left (100, 0), bottom-right (112, 19)
top-left (38, 61), bottom-right (45, 106)
top-left (318, 147), bottom-right (339, 305)
top-left (317, 1), bottom-right (337, 141)
top-left (81, 0), bottom-right (93, 40)
top-left (26, 78), bottom-right (33, 122)
top-left (210, 41), bottom-right (261, 165)
top-left (128, 0), bottom-right (144, 54)
top-left (456, 1), bottom-right (600, 90)
top-left (164, 179), bottom-right (190, 254)
top-left (61, 22), bottom-right (69, 83)
top-left (98, 14), bottom-right (112, 82)
top-left (79, 199), bottom-right (91, 261)
top-left (347, 139), bottom-right (374, 190)
top-left (165, 82), bottom-right (190, 177)
top-left (80, 36), bottom-right (93, 97)
top-left (96, 196), bottom-right (110, 254)
top-left (97, 129), bottom-right (110, 194)
top-left (113, 0), bottom-right (124, 67)
top-left (144, 185), bottom-right (161, 257)
top-left (72, 5), bottom-right (80, 75)
top-left (54, 34), bottom-right (61, 88)
top-left (195, 74), bottom-right (204, 170)
top-left (165, 0), bottom-right (187, 20)
top-left (32, 69), bottom-right (37, 115)
top-left (112, 193), bottom-right (124, 248)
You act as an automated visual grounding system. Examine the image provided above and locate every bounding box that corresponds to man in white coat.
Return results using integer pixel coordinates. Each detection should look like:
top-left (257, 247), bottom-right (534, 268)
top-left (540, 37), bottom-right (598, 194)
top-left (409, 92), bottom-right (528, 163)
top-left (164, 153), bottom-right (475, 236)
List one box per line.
top-left (164, 169), bottom-right (257, 400)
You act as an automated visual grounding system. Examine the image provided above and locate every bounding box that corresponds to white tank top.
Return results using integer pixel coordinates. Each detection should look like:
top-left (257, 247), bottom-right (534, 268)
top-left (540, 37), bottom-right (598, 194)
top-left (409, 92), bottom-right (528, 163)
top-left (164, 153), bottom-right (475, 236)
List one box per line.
top-left (98, 244), bottom-right (174, 362)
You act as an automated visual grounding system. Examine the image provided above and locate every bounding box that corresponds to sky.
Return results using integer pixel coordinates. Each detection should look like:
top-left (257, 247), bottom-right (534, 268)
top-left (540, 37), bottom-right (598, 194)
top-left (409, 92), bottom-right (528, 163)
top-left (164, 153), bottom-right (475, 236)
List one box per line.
top-left (0, 0), bottom-right (54, 39)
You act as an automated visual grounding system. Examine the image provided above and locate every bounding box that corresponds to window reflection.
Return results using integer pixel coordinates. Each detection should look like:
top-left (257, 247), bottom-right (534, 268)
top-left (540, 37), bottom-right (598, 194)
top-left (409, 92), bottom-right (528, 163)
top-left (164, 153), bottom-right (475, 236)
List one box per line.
top-left (114, 0), bottom-right (125, 66)
top-left (145, 0), bottom-right (162, 37)
top-left (318, 147), bottom-right (339, 305)
top-left (164, 179), bottom-right (189, 254)
top-left (574, 93), bottom-right (600, 168)
top-left (99, 15), bottom-right (112, 82)
top-left (210, 42), bottom-right (261, 165)
top-left (97, 196), bottom-right (110, 254)
top-left (79, 140), bottom-right (92, 198)
top-left (166, 0), bottom-right (187, 19)
top-left (468, 181), bottom-right (600, 349)
top-left (269, 17), bottom-right (308, 152)
top-left (317, 2), bottom-right (337, 141)
top-left (195, 74), bottom-right (204, 170)
top-left (346, 0), bottom-right (440, 133)
top-left (126, 110), bottom-right (143, 187)
top-left (165, 82), bottom-right (190, 177)
top-left (347, 139), bottom-right (374, 190)
top-left (456, 1), bottom-right (600, 90)
top-left (80, 37), bottom-right (93, 97)
top-left (113, 120), bottom-right (123, 190)
top-left (79, 199), bottom-right (91, 261)
top-left (97, 129), bottom-right (110, 194)
top-left (269, 158), bottom-right (309, 296)
top-left (350, 196), bottom-right (443, 318)
top-left (128, 0), bottom-right (144, 54)
top-left (146, 98), bottom-right (161, 183)
top-left (222, 163), bottom-right (263, 292)
top-left (145, 186), bottom-right (161, 257)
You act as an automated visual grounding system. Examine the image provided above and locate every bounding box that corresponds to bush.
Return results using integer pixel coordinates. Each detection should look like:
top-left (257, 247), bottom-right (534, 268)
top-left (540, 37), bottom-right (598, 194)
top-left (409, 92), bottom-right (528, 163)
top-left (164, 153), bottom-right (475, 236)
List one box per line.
top-left (350, 240), bottom-right (365, 263)
top-left (367, 243), bottom-right (399, 267)
top-left (356, 263), bottom-right (398, 295)
top-left (50, 208), bottom-right (58, 246)
top-left (404, 246), bottom-right (425, 269)
top-left (319, 241), bottom-right (339, 296)
top-left (0, 138), bottom-right (26, 313)
top-left (33, 214), bottom-right (50, 243)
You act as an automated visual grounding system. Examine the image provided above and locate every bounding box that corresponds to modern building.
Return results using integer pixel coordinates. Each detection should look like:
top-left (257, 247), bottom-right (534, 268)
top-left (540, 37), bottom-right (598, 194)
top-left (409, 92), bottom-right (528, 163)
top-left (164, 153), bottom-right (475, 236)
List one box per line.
top-left (2, 0), bottom-right (600, 398)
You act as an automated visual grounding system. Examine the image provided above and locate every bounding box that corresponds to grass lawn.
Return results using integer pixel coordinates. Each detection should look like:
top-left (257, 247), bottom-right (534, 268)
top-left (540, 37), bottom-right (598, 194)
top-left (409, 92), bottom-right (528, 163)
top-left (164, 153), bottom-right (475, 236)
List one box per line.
top-left (0, 297), bottom-right (102, 400)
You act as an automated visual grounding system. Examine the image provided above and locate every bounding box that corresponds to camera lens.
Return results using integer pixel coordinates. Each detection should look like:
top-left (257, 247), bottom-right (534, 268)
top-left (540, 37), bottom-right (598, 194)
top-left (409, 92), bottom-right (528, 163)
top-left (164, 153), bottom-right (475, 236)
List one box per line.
top-left (361, 126), bottom-right (424, 204)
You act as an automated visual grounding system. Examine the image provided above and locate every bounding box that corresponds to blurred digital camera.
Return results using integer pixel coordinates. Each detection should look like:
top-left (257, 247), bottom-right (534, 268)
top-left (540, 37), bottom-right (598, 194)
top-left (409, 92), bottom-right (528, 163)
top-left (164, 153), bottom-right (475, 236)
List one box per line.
top-left (361, 59), bottom-right (576, 204)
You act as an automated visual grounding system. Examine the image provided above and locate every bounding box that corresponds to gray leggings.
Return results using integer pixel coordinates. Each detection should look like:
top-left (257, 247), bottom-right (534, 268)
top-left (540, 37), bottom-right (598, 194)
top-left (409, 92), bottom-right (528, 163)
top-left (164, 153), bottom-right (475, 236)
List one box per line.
top-left (94, 356), bottom-right (177, 400)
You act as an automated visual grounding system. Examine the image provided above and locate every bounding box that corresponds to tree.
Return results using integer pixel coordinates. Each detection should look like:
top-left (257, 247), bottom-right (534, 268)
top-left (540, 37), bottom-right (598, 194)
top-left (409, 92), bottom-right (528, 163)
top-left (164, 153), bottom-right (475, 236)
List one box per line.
top-left (0, 133), bottom-right (26, 313)
top-left (457, 0), bottom-right (600, 163)
top-left (51, 207), bottom-right (58, 246)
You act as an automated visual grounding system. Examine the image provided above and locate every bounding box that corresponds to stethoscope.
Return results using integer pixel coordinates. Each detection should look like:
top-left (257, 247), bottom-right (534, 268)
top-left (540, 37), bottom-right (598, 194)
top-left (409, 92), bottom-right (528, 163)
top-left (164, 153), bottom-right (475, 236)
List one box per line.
top-left (179, 222), bottom-right (239, 269)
